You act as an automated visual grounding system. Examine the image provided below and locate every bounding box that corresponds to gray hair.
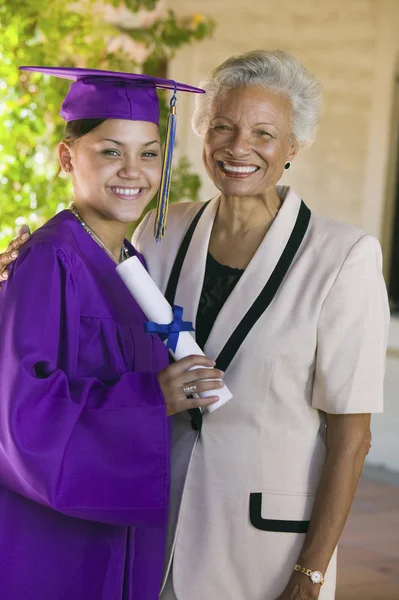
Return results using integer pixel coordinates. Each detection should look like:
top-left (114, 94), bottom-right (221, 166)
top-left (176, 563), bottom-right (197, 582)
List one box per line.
top-left (192, 49), bottom-right (323, 149)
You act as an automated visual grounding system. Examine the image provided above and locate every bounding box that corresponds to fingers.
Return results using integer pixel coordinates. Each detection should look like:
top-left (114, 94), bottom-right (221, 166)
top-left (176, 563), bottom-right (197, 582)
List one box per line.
top-left (0, 228), bottom-right (30, 281)
top-left (184, 381), bottom-right (224, 406)
top-left (168, 354), bottom-right (216, 375)
top-left (166, 393), bottom-right (220, 416)
top-left (10, 229), bottom-right (30, 251)
top-left (0, 250), bottom-right (17, 280)
top-left (158, 355), bottom-right (225, 416)
top-left (184, 378), bottom-right (224, 396)
top-left (173, 375), bottom-right (225, 414)
top-left (181, 367), bottom-right (224, 385)
top-left (0, 252), bottom-right (16, 280)
top-left (18, 225), bottom-right (30, 236)
top-left (161, 363), bottom-right (224, 395)
top-left (183, 395), bottom-right (220, 411)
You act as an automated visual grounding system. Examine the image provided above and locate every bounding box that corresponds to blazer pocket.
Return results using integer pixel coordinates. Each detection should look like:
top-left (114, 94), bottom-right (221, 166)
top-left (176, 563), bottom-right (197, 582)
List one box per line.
top-left (249, 492), bottom-right (312, 534)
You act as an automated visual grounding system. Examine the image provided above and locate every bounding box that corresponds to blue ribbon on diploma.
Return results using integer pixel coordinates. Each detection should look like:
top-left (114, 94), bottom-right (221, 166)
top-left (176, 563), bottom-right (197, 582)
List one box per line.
top-left (144, 305), bottom-right (195, 352)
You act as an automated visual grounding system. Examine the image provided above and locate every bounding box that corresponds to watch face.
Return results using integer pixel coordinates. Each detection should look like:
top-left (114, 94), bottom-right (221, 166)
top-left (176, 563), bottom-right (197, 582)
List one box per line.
top-left (311, 571), bottom-right (322, 584)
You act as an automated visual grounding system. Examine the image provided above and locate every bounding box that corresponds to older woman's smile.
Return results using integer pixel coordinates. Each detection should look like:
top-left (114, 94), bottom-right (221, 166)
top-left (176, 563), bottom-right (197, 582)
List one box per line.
top-left (217, 160), bottom-right (260, 177)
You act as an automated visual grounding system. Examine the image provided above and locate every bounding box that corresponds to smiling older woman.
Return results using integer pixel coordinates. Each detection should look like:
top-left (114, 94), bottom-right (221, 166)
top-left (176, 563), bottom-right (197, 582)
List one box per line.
top-left (134, 50), bottom-right (389, 600)
top-left (0, 50), bottom-right (390, 600)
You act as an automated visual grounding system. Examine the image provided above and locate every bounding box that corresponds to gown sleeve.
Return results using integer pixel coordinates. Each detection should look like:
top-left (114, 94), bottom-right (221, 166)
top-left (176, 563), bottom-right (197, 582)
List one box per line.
top-left (312, 234), bottom-right (390, 414)
top-left (0, 242), bottom-right (170, 527)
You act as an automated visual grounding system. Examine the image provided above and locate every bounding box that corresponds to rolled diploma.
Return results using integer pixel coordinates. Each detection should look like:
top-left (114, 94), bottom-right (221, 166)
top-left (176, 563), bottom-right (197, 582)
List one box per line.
top-left (117, 255), bottom-right (232, 412)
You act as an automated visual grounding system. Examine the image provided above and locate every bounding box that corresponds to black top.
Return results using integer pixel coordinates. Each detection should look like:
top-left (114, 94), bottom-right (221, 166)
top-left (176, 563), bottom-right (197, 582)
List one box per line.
top-left (195, 252), bottom-right (244, 349)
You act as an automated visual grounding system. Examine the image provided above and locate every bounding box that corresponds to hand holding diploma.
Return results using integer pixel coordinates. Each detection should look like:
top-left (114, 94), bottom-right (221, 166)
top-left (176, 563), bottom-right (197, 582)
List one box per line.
top-left (117, 256), bottom-right (233, 413)
top-left (157, 355), bottom-right (225, 416)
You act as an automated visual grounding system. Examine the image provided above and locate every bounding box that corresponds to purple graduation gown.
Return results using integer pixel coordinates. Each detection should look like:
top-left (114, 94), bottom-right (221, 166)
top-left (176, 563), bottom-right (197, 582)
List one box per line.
top-left (0, 211), bottom-right (171, 600)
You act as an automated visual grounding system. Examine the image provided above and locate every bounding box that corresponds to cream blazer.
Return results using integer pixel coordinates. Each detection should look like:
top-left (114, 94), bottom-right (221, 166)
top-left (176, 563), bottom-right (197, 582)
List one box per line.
top-left (133, 187), bottom-right (389, 600)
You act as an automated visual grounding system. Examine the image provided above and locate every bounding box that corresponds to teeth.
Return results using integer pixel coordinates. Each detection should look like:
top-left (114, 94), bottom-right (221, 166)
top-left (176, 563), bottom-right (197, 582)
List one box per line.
top-left (112, 187), bottom-right (140, 196)
top-left (222, 163), bottom-right (258, 174)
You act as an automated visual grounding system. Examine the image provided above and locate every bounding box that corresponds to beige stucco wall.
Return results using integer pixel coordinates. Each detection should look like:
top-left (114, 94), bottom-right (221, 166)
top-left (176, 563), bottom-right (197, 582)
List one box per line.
top-left (168, 0), bottom-right (399, 472)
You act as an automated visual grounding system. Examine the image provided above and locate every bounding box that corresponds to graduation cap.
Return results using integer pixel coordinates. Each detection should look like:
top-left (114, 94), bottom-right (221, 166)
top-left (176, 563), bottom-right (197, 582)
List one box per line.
top-left (19, 66), bottom-right (205, 241)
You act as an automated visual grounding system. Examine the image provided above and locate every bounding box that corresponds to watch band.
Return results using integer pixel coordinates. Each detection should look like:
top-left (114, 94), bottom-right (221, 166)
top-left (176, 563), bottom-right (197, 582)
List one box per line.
top-left (294, 563), bottom-right (324, 585)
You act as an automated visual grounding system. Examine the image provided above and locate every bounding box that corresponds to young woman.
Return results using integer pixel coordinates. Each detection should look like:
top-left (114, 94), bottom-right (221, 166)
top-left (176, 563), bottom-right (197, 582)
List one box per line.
top-left (0, 67), bottom-right (224, 600)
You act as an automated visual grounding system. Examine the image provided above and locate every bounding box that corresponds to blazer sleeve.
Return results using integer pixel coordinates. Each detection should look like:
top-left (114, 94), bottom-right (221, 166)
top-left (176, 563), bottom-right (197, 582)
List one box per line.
top-left (312, 234), bottom-right (390, 414)
top-left (0, 242), bottom-right (170, 527)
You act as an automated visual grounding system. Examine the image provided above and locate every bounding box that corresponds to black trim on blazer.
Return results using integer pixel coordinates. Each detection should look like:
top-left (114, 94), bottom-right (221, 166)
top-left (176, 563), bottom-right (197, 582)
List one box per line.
top-left (165, 201), bottom-right (211, 434)
top-left (165, 201), bottom-right (211, 305)
top-left (249, 493), bottom-right (310, 534)
top-left (164, 200), bottom-right (311, 433)
top-left (215, 201), bottom-right (311, 372)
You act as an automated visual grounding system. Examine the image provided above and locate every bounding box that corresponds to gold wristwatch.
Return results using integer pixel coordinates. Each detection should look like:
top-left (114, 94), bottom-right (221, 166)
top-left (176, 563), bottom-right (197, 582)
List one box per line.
top-left (294, 564), bottom-right (324, 585)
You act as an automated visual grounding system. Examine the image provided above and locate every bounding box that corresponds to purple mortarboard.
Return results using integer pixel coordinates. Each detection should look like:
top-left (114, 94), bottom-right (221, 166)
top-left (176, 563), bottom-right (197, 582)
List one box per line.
top-left (19, 66), bottom-right (205, 240)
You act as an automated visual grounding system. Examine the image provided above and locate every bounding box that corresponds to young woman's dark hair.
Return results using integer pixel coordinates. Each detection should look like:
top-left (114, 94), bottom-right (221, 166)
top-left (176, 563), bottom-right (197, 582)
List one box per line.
top-left (55, 119), bottom-right (106, 179)
top-left (64, 118), bottom-right (106, 141)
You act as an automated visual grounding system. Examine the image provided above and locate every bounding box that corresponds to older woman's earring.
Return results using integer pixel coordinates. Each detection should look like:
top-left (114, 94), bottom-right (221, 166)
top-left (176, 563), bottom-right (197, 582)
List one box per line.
top-left (285, 162), bottom-right (291, 170)
top-left (65, 166), bottom-right (71, 173)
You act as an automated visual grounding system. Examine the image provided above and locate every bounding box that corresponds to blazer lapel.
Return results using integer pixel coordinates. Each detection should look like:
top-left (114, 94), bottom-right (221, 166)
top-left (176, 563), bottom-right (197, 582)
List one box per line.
top-left (204, 187), bottom-right (303, 360)
top-left (174, 196), bottom-right (220, 332)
